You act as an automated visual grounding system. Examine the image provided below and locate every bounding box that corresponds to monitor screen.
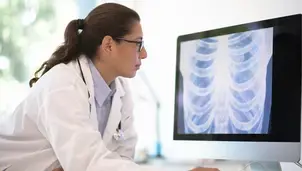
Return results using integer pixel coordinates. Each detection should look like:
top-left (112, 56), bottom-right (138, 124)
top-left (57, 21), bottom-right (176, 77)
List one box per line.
top-left (174, 14), bottom-right (301, 142)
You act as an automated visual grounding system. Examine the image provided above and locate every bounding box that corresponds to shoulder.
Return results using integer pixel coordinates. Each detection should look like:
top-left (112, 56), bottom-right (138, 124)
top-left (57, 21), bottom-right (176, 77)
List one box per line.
top-left (32, 62), bottom-right (84, 94)
top-left (25, 62), bottom-right (88, 120)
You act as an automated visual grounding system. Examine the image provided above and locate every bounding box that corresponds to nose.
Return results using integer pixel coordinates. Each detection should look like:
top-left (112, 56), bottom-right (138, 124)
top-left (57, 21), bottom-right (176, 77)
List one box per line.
top-left (139, 47), bottom-right (147, 59)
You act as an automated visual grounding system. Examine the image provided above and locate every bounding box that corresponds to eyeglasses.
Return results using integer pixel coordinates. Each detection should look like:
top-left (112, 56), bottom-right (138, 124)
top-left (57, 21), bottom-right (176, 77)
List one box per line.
top-left (115, 38), bottom-right (144, 52)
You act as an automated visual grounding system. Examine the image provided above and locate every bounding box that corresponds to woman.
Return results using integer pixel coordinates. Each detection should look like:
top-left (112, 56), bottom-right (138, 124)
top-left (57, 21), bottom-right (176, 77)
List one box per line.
top-left (0, 3), bottom-right (218, 171)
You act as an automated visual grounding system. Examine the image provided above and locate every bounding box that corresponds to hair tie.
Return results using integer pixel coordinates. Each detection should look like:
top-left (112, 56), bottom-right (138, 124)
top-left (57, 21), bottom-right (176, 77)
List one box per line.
top-left (77, 19), bottom-right (85, 30)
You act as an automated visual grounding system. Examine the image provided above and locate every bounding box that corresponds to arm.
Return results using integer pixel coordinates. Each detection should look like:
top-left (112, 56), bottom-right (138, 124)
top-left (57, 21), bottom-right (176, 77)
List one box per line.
top-left (37, 81), bottom-right (141, 171)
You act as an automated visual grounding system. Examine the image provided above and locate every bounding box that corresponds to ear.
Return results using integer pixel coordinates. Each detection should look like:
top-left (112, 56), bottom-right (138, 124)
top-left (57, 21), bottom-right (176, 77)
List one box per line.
top-left (101, 35), bottom-right (115, 54)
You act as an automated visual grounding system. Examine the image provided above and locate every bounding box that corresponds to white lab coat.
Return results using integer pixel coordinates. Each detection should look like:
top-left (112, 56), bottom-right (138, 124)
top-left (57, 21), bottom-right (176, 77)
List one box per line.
top-left (0, 56), bottom-right (159, 171)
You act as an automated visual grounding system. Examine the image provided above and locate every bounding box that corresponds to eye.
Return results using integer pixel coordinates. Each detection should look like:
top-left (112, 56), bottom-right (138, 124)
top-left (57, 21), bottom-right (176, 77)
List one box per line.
top-left (137, 41), bottom-right (144, 52)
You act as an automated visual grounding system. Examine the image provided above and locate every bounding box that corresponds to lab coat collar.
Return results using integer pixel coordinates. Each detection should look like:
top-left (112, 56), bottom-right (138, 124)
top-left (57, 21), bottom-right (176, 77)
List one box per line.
top-left (77, 55), bottom-right (126, 145)
top-left (77, 56), bottom-right (95, 108)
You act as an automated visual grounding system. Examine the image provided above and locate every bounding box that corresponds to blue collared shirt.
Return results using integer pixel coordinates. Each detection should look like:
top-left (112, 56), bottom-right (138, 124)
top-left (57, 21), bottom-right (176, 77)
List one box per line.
top-left (88, 60), bottom-right (116, 136)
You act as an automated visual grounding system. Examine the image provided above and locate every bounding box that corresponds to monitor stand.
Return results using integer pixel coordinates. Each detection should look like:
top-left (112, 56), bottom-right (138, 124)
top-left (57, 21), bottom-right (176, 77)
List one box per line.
top-left (200, 160), bottom-right (282, 171)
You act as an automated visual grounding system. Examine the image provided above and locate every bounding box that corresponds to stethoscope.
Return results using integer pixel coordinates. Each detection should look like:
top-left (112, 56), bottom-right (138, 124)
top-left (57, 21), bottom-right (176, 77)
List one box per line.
top-left (77, 58), bottom-right (124, 141)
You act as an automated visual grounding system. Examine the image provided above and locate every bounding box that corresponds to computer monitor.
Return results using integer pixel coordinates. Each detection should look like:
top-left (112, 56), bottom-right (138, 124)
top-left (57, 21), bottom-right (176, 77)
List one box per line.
top-left (173, 14), bottom-right (301, 163)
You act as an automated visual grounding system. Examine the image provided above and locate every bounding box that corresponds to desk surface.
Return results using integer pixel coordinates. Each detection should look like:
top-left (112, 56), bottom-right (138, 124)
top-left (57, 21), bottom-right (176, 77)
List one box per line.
top-left (140, 159), bottom-right (301, 171)
top-left (140, 159), bottom-right (245, 171)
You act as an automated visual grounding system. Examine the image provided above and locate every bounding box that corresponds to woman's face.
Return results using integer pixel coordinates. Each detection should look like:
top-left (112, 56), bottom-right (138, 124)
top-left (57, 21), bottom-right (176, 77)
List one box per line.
top-left (110, 21), bottom-right (148, 78)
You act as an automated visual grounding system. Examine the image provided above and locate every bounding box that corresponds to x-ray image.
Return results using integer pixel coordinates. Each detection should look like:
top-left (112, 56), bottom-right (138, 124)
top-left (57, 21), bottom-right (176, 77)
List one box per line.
top-left (179, 27), bottom-right (273, 134)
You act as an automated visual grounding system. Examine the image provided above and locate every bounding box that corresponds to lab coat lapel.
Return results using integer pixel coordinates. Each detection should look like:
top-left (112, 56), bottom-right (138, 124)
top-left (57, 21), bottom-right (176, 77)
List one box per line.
top-left (103, 79), bottom-right (125, 145)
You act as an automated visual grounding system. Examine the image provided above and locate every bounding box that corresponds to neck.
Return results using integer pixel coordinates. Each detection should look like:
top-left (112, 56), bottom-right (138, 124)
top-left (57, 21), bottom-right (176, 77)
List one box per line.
top-left (93, 60), bottom-right (116, 85)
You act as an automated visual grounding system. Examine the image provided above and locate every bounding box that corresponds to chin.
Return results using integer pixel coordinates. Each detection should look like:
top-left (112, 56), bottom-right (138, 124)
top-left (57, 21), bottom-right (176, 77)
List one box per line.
top-left (122, 72), bottom-right (137, 78)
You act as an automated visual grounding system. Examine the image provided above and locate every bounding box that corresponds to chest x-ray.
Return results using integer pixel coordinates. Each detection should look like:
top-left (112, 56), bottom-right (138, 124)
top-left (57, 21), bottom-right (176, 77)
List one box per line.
top-left (179, 27), bottom-right (273, 134)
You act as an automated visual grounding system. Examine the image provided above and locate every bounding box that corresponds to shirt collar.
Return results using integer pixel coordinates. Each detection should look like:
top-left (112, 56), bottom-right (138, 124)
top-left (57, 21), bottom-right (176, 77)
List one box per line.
top-left (88, 60), bottom-right (116, 106)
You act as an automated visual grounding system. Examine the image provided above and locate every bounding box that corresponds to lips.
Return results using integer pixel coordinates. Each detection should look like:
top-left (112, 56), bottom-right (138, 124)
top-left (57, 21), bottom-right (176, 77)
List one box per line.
top-left (135, 64), bottom-right (141, 70)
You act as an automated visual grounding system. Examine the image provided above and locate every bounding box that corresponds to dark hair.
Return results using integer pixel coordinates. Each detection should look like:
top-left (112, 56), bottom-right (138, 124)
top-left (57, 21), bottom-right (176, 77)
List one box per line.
top-left (29, 3), bottom-right (140, 87)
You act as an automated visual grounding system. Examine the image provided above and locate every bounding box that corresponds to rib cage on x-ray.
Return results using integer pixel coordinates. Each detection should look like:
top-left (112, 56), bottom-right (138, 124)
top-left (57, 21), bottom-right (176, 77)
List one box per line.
top-left (182, 28), bottom-right (273, 134)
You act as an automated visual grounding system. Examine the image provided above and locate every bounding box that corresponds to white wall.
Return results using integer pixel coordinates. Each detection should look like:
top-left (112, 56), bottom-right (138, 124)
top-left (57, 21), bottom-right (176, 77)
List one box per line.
top-left (129, 0), bottom-right (302, 170)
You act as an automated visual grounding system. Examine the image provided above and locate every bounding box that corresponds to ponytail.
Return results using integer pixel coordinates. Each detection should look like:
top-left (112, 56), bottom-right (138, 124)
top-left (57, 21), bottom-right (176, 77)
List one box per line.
top-left (29, 19), bottom-right (85, 87)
